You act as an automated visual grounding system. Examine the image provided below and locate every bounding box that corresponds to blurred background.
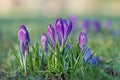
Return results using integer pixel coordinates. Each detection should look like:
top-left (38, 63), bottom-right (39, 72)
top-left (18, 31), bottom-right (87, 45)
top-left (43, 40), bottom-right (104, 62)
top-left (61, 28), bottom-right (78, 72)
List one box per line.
top-left (0, 0), bottom-right (120, 69)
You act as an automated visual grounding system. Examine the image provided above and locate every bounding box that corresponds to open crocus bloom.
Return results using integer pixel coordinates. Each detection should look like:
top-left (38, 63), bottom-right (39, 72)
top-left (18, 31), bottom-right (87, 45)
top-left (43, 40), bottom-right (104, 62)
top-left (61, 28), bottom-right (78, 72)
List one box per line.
top-left (18, 25), bottom-right (30, 55)
top-left (83, 48), bottom-right (98, 65)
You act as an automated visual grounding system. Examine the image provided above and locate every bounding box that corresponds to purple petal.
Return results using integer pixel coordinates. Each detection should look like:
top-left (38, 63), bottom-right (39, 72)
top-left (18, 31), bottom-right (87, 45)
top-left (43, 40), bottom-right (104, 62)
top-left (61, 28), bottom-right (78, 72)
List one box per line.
top-left (55, 18), bottom-right (64, 38)
top-left (66, 20), bottom-right (72, 39)
top-left (48, 24), bottom-right (55, 44)
top-left (90, 56), bottom-right (98, 65)
top-left (41, 32), bottom-right (48, 53)
top-left (83, 48), bottom-right (91, 62)
top-left (18, 25), bottom-right (30, 43)
top-left (62, 19), bottom-right (72, 42)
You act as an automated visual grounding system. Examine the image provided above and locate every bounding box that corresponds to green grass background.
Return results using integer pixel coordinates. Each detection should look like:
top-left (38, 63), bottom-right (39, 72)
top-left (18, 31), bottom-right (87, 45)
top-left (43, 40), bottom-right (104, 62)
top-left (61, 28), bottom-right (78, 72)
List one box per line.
top-left (0, 15), bottom-right (120, 79)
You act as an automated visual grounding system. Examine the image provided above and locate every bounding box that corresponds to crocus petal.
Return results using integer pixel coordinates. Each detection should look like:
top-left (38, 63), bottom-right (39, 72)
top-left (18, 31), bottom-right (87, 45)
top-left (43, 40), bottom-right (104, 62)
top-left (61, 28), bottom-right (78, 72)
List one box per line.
top-left (18, 25), bottom-right (30, 55)
top-left (62, 19), bottom-right (68, 39)
top-left (66, 20), bottom-right (72, 39)
top-left (41, 32), bottom-right (48, 53)
top-left (90, 56), bottom-right (98, 65)
top-left (18, 25), bottom-right (30, 42)
top-left (48, 24), bottom-right (55, 44)
top-left (55, 18), bottom-right (64, 38)
top-left (83, 48), bottom-right (91, 63)
top-left (78, 32), bottom-right (87, 49)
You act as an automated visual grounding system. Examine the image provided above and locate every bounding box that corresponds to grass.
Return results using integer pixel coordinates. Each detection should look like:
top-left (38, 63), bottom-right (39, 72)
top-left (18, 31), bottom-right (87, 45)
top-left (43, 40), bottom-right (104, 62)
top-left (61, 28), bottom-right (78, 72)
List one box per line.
top-left (0, 16), bottom-right (120, 80)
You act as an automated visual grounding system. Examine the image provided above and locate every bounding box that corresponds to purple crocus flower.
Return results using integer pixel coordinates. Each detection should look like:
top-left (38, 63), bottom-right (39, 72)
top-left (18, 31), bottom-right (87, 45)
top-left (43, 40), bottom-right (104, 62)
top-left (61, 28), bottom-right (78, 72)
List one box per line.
top-left (105, 19), bottom-right (112, 28)
top-left (55, 18), bottom-right (64, 38)
top-left (83, 48), bottom-right (98, 65)
top-left (48, 24), bottom-right (55, 44)
top-left (69, 16), bottom-right (77, 26)
top-left (69, 16), bottom-right (77, 34)
top-left (41, 32), bottom-right (48, 53)
top-left (81, 19), bottom-right (90, 33)
top-left (78, 32), bottom-right (87, 50)
top-left (55, 18), bottom-right (64, 46)
top-left (63, 19), bottom-right (72, 41)
top-left (83, 48), bottom-right (91, 62)
top-left (93, 20), bottom-right (101, 32)
top-left (18, 25), bottom-right (30, 55)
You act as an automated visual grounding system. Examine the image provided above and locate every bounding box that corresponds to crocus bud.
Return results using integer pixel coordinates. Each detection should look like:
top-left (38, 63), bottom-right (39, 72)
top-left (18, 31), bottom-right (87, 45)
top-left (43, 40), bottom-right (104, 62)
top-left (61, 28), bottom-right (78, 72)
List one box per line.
top-left (55, 18), bottom-right (64, 46)
top-left (93, 20), bottom-right (101, 32)
top-left (18, 25), bottom-right (30, 55)
top-left (63, 19), bottom-right (72, 41)
top-left (41, 32), bottom-right (48, 53)
top-left (48, 24), bottom-right (55, 44)
top-left (78, 32), bottom-right (87, 50)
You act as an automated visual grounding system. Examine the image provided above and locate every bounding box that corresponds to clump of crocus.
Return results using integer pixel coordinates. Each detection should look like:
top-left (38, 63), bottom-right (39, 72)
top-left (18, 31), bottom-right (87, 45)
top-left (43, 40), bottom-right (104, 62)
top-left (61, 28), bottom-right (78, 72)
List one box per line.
top-left (81, 19), bottom-right (90, 33)
top-left (93, 20), bottom-right (101, 33)
top-left (41, 18), bottom-right (72, 53)
top-left (55, 18), bottom-right (72, 46)
top-left (18, 25), bottom-right (30, 73)
top-left (78, 32), bottom-right (98, 65)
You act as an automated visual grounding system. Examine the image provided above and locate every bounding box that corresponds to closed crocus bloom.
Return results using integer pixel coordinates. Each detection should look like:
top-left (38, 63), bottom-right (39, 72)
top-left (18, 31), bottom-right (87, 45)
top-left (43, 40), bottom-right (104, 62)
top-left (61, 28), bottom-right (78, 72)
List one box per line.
top-left (18, 25), bottom-right (30, 55)
top-left (48, 24), bottom-right (55, 44)
top-left (41, 32), bottom-right (48, 53)
top-left (55, 18), bottom-right (64, 39)
top-left (78, 32), bottom-right (87, 49)
top-left (63, 19), bottom-right (72, 41)
top-left (93, 20), bottom-right (101, 32)
top-left (55, 18), bottom-right (64, 46)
